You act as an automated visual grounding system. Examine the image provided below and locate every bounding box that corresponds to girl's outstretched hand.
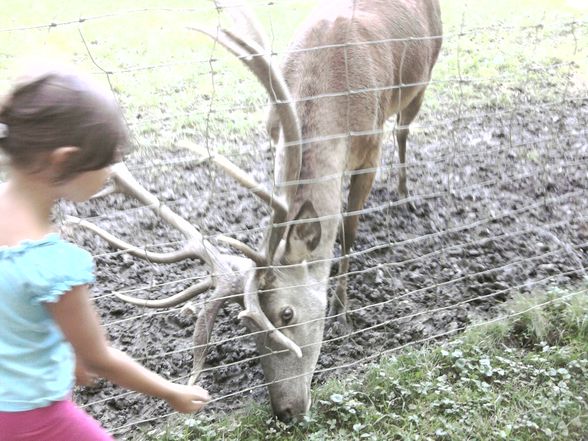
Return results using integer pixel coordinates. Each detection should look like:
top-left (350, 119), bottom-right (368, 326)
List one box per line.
top-left (165, 383), bottom-right (210, 413)
top-left (47, 285), bottom-right (211, 413)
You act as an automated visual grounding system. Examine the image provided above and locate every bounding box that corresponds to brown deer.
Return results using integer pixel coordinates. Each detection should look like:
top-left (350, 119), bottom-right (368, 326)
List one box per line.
top-left (72, 0), bottom-right (442, 422)
top-left (240, 0), bottom-right (442, 420)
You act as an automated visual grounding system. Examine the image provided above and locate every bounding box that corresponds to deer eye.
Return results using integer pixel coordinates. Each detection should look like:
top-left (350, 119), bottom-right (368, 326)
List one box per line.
top-left (281, 306), bottom-right (294, 324)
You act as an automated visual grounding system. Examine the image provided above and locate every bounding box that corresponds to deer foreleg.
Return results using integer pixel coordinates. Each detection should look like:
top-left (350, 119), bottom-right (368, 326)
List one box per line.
top-left (330, 169), bottom-right (377, 323)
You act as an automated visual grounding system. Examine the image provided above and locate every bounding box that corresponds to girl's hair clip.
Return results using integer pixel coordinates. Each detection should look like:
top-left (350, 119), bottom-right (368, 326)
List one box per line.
top-left (0, 123), bottom-right (8, 139)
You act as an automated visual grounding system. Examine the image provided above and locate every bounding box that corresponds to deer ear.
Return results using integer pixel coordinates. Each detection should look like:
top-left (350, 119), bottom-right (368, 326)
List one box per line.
top-left (284, 200), bottom-right (321, 263)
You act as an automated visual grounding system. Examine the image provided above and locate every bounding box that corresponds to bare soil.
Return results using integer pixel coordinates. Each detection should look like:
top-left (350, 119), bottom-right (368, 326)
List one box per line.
top-left (59, 97), bottom-right (588, 439)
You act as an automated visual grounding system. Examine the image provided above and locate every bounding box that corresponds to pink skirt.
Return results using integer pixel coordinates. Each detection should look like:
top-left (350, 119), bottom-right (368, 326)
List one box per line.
top-left (0, 399), bottom-right (114, 441)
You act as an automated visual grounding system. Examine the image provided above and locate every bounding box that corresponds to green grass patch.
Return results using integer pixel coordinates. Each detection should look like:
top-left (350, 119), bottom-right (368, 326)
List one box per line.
top-left (142, 284), bottom-right (588, 441)
top-left (425, 0), bottom-right (588, 119)
top-left (1, 1), bottom-right (586, 150)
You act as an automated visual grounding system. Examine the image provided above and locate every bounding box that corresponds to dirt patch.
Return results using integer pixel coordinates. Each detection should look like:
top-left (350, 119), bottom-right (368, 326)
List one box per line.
top-left (60, 97), bottom-right (587, 438)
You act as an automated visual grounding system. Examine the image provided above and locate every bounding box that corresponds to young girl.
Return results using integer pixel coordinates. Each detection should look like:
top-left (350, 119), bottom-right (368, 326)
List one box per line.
top-left (0, 66), bottom-right (210, 440)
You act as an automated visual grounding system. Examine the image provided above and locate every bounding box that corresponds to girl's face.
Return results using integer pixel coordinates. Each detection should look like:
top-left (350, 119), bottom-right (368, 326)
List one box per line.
top-left (60, 166), bottom-right (111, 203)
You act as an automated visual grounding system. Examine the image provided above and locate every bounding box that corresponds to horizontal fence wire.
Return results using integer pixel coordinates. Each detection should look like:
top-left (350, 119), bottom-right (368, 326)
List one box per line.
top-left (80, 157), bottom-right (587, 308)
top-left (97, 239), bottom-right (587, 383)
top-left (61, 128), bottom-right (587, 264)
top-left (95, 186), bottom-right (586, 318)
top-left (1, 1), bottom-right (586, 438)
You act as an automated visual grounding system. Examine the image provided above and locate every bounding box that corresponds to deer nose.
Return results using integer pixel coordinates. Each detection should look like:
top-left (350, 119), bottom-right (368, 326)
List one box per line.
top-left (276, 408), bottom-right (293, 423)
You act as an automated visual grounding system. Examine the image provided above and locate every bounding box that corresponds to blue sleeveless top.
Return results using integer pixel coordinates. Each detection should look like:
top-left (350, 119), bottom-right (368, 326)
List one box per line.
top-left (0, 234), bottom-right (95, 411)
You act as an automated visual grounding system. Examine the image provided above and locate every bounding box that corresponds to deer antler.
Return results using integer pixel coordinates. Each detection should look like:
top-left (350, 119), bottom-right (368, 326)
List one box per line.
top-left (187, 25), bottom-right (302, 217)
top-left (177, 139), bottom-right (288, 223)
top-left (190, 16), bottom-right (305, 358)
top-left (67, 161), bottom-right (252, 381)
top-left (70, 5), bottom-right (306, 386)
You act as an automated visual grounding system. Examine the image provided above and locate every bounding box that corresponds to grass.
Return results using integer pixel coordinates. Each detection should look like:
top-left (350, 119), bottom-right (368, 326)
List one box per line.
top-left (1, 1), bottom-right (586, 152)
top-left (141, 284), bottom-right (588, 441)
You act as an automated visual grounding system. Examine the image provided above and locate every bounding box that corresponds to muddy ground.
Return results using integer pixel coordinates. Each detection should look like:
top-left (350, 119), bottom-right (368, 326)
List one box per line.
top-left (58, 95), bottom-right (587, 439)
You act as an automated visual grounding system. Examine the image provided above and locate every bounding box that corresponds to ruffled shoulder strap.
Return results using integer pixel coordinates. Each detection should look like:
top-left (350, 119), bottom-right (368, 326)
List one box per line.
top-left (5, 235), bottom-right (97, 304)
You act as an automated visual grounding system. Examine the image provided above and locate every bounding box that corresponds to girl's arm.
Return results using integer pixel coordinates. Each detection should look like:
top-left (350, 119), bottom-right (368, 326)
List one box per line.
top-left (45, 285), bottom-right (209, 413)
top-left (74, 358), bottom-right (98, 386)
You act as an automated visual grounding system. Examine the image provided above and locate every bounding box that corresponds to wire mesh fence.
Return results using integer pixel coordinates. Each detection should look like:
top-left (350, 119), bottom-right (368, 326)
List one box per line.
top-left (1, 0), bottom-right (587, 438)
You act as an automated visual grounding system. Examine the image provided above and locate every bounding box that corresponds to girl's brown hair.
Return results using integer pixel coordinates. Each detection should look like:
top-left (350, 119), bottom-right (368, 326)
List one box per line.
top-left (0, 67), bottom-right (128, 181)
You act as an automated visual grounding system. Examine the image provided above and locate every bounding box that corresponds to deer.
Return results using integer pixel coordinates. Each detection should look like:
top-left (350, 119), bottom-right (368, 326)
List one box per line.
top-left (69, 0), bottom-right (442, 423)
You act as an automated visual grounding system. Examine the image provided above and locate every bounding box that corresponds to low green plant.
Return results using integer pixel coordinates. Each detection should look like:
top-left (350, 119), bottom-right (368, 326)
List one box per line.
top-left (143, 284), bottom-right (588, 441)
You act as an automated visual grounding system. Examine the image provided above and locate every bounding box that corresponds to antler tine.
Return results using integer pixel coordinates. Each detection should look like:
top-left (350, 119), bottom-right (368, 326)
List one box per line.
top-left (216, 0), bottom-right (270, 50)
top-left (109, 162), bottom-right (208, 251)
top-left (114, 278), bottom-right (213, 308)
top-left (189, 253), bottom-right (253, 383)
top-left (177, 139), bottom-right (288, 222)
top-left (238, 273), bottom-right (303, 358)
top-left (188, 289), bottom-right (227, 385)
top-left (65, 214), bottom-right (196, 264)
top-left (216, 234), bottom-right (267, 267)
